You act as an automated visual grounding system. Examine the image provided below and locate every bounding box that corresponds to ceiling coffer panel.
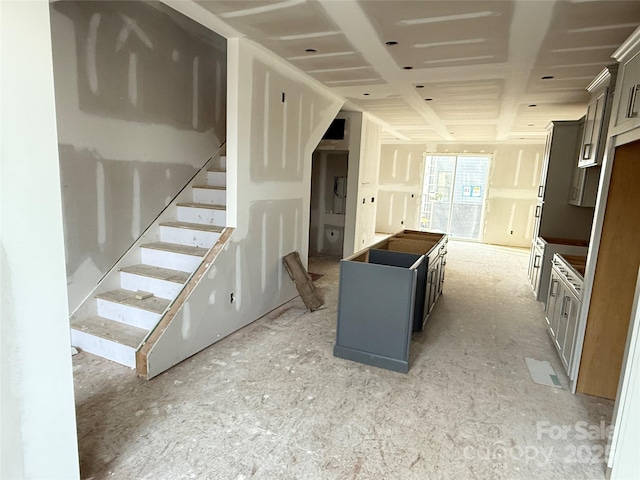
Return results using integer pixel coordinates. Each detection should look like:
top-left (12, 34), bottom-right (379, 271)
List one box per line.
top-left (418, 80), bottom-right (502, 120)
top-left (527, 1), bottom-right (640, 95)
top-left (350, 97), bottom-right (426, 125)
top-left (446, 124), bottom-right (497, 139)
top-left (358, 0), bottom-right (514, 68)
top-left (513, 103), bottom-right (588, 132)
top-left (196, 0), bottom-right (380, 82)
top-left (197, 0), bottom-right (337, 37)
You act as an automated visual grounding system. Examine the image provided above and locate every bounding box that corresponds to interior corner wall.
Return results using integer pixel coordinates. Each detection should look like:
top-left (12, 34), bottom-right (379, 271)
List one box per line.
top-left (1, 1), bottom-right (79, 478)
top-left (425, 143), bottom-right (544, 247)
top-left (144, 37), bottom-right (343, 375)
top-left (49, 1), bottom-right (227, 313)
top-left (376, 144), bottom-right (425, 234)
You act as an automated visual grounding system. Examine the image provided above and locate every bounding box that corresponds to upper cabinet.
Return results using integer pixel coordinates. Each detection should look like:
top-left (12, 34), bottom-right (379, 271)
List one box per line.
top-left (578, 66), bottom-right (618, 168)
top-left (611, 27), bottom-right (640, 138)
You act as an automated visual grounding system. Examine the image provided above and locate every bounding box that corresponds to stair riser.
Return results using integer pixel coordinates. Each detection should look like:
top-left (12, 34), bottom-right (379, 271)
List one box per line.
top-left (71, 329), bottom-right (137, 368)
top-left (160, 225), bottom-right (220, 248)
top-left (177, 207), bottom-right (226, 226)
top-left (119, 272), bottom-right (185, 300)
top-left (206, 171), bottom-right (226, 187)
top-left (141, 248), bottom-right (202, 273)
top-left (192, 188), bottom-right (226, 206)
top-left (96, 299), bottom-right (161, 330)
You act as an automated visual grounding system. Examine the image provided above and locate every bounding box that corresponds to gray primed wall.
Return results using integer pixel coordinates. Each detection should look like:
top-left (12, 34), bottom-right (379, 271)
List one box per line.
top-left (50, 1), bottom-right (226, 311)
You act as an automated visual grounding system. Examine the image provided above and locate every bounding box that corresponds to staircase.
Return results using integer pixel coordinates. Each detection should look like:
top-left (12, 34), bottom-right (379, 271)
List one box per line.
top-left (71, 155), bottom-right (229, 370)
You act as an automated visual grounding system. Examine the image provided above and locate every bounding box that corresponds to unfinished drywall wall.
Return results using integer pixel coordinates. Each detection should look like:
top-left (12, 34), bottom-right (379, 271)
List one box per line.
top-left (49, 1), bottom-right (226, 312)
top-left (353, 114), bottom-right (383, 251)
top-left (332, 111), bottom-right (383, 257)
top-left (1, 1), bottom-right (79, 477)
top-left (144, 38), bottom-right (343, 376)
top-left (377, 144), bottom-right (424, 233)
top-left (424, 143), bottom-right (544, 247)
top-left (309, 151), bottom-right (349, 257)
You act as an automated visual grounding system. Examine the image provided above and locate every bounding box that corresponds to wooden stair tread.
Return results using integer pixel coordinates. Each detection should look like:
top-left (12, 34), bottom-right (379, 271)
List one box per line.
top-left (192, 185), bottom-right (226, 190)
top-left (71, 316), bottom-right (148, 348)
top-left (207, 168), bottom-right (226, 173)
top-left (95, 289), bottom-right (170, 313)
top-left (140, 242), bottom-right (208, 257)
top-left (160, 221), bottom-right (224, 233)
top-left (119, 264), bottom-right (190, 284)
top-left (175, 202), bottom-right (226, 210)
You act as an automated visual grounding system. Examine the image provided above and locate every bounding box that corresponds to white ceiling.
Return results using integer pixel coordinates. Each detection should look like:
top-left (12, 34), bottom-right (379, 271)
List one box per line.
top-left (194, 0), bottom-right (640, 144)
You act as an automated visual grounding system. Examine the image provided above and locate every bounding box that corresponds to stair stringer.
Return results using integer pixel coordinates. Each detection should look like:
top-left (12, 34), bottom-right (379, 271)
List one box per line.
top-left (137, 232), bottom-right (300, 379)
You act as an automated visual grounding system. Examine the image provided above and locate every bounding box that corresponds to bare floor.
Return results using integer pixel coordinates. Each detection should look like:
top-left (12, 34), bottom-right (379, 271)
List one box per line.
top-left (72, 241), bottom-right (613, 480)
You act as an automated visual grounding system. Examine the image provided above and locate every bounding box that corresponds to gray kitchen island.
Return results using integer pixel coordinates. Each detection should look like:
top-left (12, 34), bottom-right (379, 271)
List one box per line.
top-left (333, 230), bottom-right (447, 373)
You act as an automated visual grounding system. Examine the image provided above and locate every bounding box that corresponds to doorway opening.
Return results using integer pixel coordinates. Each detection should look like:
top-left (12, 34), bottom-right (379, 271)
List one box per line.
top-left (419, 154), bottom-right (491, 241)
top-left (309, 150), bottom-right (349, 257)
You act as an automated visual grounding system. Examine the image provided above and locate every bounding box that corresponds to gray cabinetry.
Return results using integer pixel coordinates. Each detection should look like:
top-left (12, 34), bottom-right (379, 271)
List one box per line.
top-left (334, 230), bottom-right (447, 372)
top-left (611, 46), bottom-right (640, 136)
top-left (545, 254), bottom-right (584, 377)
top-left (569, 164), bottom-right (600, 208)
top-left (570, 67), bottom-right (617, 207)
top-left (535, 121), bottom-right (594, 240)
top-left (528, 119), bottom-right (595, 303)
top-left (528, 238), bottom-right (544, 298)
top-left (578, 66), bottom-right (617, 168)
top-left (529, 237), bottom-right (588, 305)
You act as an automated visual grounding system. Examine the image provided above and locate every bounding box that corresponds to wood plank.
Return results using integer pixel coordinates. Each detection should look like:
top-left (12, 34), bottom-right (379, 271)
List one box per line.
top-left (282, 251), bottom-right (324, 311)
top-left (95, 289), bottom-right (170, 314)
top-left (160, 221), bottom-right (224, 232)
top-left (71, 316), bottom-right (148, 348)
top-left (578, 140), bottom-right (640, 399)
top-left (140, 242), bottom-right (207, 257)
top-left (120, 264), bottom-right (190, 283)
top-left (175, 202), bottom-right (226, 210)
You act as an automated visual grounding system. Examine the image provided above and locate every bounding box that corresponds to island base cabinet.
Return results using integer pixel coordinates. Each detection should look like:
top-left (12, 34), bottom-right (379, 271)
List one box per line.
top-left (333, 230), bottom-right (447, 372)
top-left (334, 256), bottom-right (417, 374)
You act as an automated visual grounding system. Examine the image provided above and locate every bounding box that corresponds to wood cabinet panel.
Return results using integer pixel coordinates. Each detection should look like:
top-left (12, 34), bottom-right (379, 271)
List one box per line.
top-left (578, 140), bottom-right (640, 399)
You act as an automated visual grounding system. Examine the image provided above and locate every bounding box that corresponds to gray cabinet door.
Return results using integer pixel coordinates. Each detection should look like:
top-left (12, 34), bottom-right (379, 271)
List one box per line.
top-left (561, 292), bottom-right (580, 369)
top-left (555, 290), bottom-right (570, 354)
top-left (546, 272), bottom-right (561, 330)
top-left (531, 247), bottom-right (544, 297)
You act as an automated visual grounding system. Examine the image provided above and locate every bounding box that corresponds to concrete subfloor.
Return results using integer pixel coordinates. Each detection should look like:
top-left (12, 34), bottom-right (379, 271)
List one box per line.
top-left (72, 241), bottom-right (614, 480)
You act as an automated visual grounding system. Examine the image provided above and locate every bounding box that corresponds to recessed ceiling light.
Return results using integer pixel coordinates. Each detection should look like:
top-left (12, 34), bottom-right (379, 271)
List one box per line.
top-left (425, 98), bottom-right (433, 101)
top-left (541, 75), bottom-right (554, 80)
top-left (528, 104), bottom-right (537, 107)
top-left (416, 85), bottom-right (424, 88)
top-left (403, 66), bottom-right (414, 70)
top-left (305, 48), bottom-right (317, 53)
top-left (385, 41), bottom-right (398, 46)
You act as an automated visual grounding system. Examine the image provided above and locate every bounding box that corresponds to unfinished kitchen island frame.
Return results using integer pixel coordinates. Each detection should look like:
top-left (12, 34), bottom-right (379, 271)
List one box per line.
top-left (333, 230), bottom-right (447, 373)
